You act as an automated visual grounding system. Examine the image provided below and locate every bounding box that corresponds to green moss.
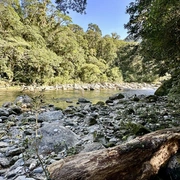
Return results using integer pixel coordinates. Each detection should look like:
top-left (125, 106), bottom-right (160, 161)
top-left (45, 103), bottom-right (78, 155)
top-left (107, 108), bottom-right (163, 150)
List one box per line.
top-left (125, 121), bottom-right (150, 136)
top-left (155, 78), bottom-right (173, 96)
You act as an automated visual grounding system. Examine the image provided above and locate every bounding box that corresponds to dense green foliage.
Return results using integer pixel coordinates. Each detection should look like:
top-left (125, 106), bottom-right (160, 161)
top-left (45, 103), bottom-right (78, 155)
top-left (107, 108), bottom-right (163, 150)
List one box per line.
top-left (55, 0), bottom-right (87, 14)
top-left (125, 0), bottom-right (180, 97)
top-left (0, 0), bottom-right (156, 85)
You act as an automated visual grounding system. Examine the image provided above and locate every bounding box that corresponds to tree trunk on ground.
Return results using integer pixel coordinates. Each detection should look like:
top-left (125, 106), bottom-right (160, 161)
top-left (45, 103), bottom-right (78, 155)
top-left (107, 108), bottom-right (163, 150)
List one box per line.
top-left (48, 128), bottom-right (180, 180)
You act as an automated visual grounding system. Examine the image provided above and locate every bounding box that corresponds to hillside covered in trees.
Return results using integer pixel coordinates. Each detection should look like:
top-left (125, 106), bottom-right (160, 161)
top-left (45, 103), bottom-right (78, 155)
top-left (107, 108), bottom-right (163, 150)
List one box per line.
top-left (55, 0), bottom-right (180, 100)
top-left (0, 0), bottom-right (157, 86)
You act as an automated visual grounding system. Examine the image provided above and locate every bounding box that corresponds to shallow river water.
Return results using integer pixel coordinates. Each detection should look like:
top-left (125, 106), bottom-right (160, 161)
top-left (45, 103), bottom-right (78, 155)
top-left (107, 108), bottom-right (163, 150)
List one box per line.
top-left (0, 88), bottom-right (156, 109)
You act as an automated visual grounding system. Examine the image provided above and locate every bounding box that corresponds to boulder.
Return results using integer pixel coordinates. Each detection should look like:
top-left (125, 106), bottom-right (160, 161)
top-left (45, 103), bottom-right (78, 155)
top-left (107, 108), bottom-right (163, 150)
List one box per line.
top-left (0, 108), bottom-right (9, 116)
top-left (36, 122), bottom-right (79, 154)
top-left (155, 79), bottom-right (172, 96)
top-left (78, 98), bottom-right (91, 103)
top-left (14, 95), bottom-right (32, 108)
top-left (109, 93), bottom-right (125, 101)
top-left (38, 110), bottom-right (63, 122)
top-left (48, 128), bottom-right (180, 180)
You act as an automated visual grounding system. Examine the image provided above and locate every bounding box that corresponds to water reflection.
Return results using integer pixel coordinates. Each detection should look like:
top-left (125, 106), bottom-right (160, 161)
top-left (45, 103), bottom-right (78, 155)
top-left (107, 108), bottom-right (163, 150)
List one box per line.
top-left (0, 88), bottom-right (156, 109)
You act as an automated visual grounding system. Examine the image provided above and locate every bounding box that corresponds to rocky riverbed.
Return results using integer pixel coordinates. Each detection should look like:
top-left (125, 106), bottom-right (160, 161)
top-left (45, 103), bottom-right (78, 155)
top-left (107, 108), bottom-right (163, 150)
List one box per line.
top-left (0, 92), bottom-right (180, 180)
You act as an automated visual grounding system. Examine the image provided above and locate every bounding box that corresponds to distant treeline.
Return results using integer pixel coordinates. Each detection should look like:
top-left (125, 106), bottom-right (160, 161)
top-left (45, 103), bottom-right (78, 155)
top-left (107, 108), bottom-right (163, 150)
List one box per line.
top-left (0, 0), bottom-right (157, 85)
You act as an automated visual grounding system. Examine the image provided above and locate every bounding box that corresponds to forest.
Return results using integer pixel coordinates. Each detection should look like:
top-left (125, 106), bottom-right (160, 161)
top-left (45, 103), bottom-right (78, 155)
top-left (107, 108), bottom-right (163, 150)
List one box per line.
top-left (0, 1), bottom-right (180, 179)
top-left (0, 0), bottom-right (158, 86)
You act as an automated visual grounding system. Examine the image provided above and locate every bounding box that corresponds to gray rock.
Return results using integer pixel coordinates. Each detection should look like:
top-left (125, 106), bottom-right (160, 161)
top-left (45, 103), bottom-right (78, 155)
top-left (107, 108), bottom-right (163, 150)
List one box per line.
top-left (109, 93), bottom-right (125, 101)
top-left (167, 154), bottom-right (180, 180)
top-left (2, 102), bottom-right (12, 108)
top-left (0, 142), bottom-right (9, 148)
top-left (14, 95), bottom-right (32, 104)
top-left (10, 158), bottom-right (24, 170)
top-left (0, 116), bottom-right (8, 121)
top-left (85, 116), bottom-right (97, 126)
top-left (37, 122), bottom-right (79, 154)
top-left (9, 106), bottom-right (22, 114)
top-left (14, 176), bottom-right (35, 180)
top-left (81, 142), bottom-right (105, 153)
top-left (0, 157), bottom-right (10, 167)
top-left (145, 95), bottom-right (158, 102)
top-left (78, 98), bottom-right (91, 103)
top-left (29, 160), bottom-right (38, 170)
top-left (38, 110), bottom-right (63, 122)
top-left (33, 167), bottom-right (43, 173)
top-left (14, 95), bottom-right (32, 108)
top-left (0, 108), bottom-right (9, 116)
top-left (0, 147), bottom-right (9, 153)
top-left (5, 166), bottom-right (24, 179)
top-left (6, 147), bottom-right (25, 157)
top-left (105, 99), bottom-right (114, 104)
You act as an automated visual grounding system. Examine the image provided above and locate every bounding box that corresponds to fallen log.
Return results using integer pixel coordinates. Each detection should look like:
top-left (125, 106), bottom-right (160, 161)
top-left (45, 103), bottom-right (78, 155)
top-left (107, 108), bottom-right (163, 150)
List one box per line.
top-left (48, 128), bottom-right (180, 180)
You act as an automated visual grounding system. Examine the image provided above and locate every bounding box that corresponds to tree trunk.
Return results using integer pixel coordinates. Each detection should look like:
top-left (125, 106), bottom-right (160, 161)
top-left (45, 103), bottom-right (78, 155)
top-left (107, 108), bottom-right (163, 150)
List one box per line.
top-left (48, 128), bottom-right (180, 180)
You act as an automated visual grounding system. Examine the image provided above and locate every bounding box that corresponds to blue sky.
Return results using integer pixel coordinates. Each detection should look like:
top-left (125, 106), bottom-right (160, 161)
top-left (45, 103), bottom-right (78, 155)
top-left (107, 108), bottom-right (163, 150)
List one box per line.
top-left (68, 0), bottom-right (134, 39)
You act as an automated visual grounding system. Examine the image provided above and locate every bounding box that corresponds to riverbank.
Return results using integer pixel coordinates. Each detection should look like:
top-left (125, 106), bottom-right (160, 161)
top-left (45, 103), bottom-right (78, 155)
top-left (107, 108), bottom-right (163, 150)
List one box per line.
top-left (0, 91), bottom-right (179, 179)
top-left (0, 82), bottom-right (160, 92)
top-left (0, 82), bottom-right (158, 110)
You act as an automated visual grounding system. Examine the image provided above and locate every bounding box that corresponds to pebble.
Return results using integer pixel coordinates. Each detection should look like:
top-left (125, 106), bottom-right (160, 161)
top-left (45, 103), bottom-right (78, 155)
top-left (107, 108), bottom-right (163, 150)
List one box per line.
top-left (0, 93), bottom-right (179, 179)
top-left (33, 167), bottom-right (43, 173)
top-left (6, 147), bottom-right (25, 157)
top-left (0, 157), bottom-right (10, 167)
top-left (14, 175), bottom-right (36, 180)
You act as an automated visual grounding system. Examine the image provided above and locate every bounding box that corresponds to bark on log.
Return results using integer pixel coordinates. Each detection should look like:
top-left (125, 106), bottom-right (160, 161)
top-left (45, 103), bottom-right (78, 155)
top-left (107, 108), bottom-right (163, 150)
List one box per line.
top-left (48, 128), bottom-right (180, 180)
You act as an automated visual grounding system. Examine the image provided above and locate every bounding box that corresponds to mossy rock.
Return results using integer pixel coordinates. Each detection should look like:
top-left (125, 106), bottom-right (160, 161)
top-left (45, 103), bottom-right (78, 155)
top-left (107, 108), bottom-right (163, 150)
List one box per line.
top-left (96, 101), bottom-right (105, 106)
top-left (155, 79), bottom-right (173, 96)
top-left (125, 122), bottom-right (151, 136)
top-left (168, 83), bottom-right (180, 102)
top-left (109, 93), bottom-right (125, 100)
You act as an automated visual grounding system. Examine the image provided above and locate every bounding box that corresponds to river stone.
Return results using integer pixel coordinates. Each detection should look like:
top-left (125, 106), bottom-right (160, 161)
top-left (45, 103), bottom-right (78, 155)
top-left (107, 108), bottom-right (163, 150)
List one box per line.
top-left (109, 93), bottom-right (125, 101)
top-left (14, 176), bottom-right (35, 180)
top-left (5, 166), bottom-right (25, 179)
top-left (81, 142), bottom-right (105, 153)
top-left (85, 116), bottom-right (97, 126)
top-left (14, 95), bottom-right (32, 105)
top-left (78, 98), bottom-right (91, 103)
top-left (6, 147), bottom-right (25, 157)
top-left (0, 142), bottom-right (9, 148)
top-left (0, 108), bottom-right (9, 116)
top-left (0, 115), bottom-right (9, 121)
top-left (146, 95), bottom-right (158, 102)
top-left (105, 99), bottom-right (114, 104)
top-left (154, 153), bottom-right (180, 180)
top-left (2, 102), bottom-right (13, 108)
top-left (10, 106), bottom-right (22, 114)
top-left (38, 110), bottom-right (63, 122)
top-left (166, 154), bottom-right (180, 180)
top-left (10, 158), bottom-right (24, 170)
top-left (37, 122), bottom-right (79, 154)
top-left (32, 167), bottom-right (43, 173)
top-left (0, 157), bottom-right (10, 167)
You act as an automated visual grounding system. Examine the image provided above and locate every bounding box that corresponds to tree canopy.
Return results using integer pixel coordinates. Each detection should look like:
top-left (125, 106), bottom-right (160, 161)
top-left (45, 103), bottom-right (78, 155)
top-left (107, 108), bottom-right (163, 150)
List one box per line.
top-left (0, 0), bottom-right (159, 86)
top-left (55, 0), bottom-right (87, 14)
top-left (125, 0), bottom-right (180, 98)
top-left (125, 0), bottom-right (180, 75)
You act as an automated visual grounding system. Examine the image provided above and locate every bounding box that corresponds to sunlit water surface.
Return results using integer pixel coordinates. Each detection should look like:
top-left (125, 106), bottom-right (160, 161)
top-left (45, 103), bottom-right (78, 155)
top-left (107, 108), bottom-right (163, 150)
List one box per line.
top-left (0, 88), bottom-right (156, 109)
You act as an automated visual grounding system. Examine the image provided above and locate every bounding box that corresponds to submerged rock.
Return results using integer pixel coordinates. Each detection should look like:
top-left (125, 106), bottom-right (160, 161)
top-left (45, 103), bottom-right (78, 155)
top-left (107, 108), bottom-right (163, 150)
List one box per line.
top-left (77, 98), bottom-right (91, 103)
top-left (109, 93), bottom-right (125, 101)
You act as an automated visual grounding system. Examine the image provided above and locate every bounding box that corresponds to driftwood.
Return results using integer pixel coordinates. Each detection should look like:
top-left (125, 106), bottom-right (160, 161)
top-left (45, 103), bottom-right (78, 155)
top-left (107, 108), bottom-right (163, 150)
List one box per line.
top-left (48, 128), bottom-right (180, 180)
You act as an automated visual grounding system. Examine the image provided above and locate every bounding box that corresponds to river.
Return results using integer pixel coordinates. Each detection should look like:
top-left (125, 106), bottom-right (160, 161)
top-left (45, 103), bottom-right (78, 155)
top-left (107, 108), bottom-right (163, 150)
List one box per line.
top-left (0, 88), bottom-right (156, 109)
